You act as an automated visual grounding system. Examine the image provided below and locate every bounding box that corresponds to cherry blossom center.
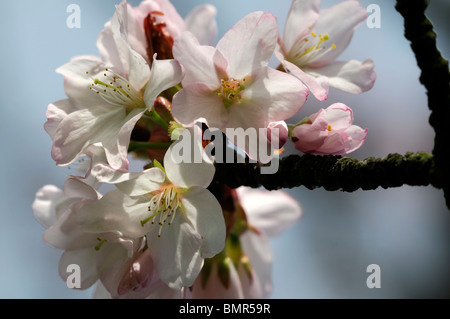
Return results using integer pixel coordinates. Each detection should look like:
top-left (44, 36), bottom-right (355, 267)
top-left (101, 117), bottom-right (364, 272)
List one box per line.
top-left (215, 78), bottom-right (246, 108)
top-left (288, 30), bottom-right (336, 67)
top-left (87, 68), bottom-right (145, 112)
top-left (140, 186), bottom-right (181, 238)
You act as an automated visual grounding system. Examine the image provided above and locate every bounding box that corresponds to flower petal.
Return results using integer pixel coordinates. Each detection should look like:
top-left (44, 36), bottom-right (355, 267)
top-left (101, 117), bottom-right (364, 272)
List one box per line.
top-left (344, 125), bottom-right (368, 153)
top-left (32, 185), bottom-right (65, 228)
top-left (114, 168), bottom-right (166, 196)
top-left (242, 67), bottom-right (307, 123)
top-left (240, 230), bottom-right (273, 298)
top-left (181, 187), bottom-right (225, 258)
top-left (146, 212), bottom-right (203, 290)
top-left (77, 190), bottom-right (152, 238)
top-left (44, 99), bottom-right (78, 139)
top-left (185, 4), bottom-right (218, 46)
top-left (143, 56), bottom-right (183, 110)
top-left (282, 0), bottom-right (321, 54)
top-left (275, 50), bottom-right (328, 101)
top-left (172, 82), bottom-right (228, 129)
top-left (56, 56), bottom-right (107, 106)
top-left (306, 59), bottom-right (376, 94)
top-left (216, 12), bottom-right (278, 79)
top-left (325, 103), bottom-right (353, 130)
top-left (51, 106), bottom-right (144, 170)
top-left (110, 1), bottom-right (151, 89)
top-left (308, 0), bottom-right (367, 67)
top-left (172, 32), bottom-right (223, 88)
top-left (164, 129), bottom-right (216, 189)
top-left (237, 187), bottom-right (303, 237)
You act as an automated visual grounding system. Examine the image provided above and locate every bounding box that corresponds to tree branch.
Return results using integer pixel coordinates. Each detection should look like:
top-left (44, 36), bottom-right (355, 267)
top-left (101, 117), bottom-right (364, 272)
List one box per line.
top-left (396, 0), bottom-right (450, 207)
top-left (214, 152), bottom-right (438, 192)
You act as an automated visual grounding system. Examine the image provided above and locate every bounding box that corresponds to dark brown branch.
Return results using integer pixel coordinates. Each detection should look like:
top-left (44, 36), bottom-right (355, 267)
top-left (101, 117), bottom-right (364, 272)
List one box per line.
top-left (213, 152), bottom-right (438, 192)
top-left (396, 0), bottom-right (450, 207)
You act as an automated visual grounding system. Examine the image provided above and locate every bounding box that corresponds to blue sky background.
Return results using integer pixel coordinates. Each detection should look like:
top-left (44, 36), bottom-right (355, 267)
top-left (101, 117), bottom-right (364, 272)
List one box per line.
top-left (0, 0), bottom-right (449, 298)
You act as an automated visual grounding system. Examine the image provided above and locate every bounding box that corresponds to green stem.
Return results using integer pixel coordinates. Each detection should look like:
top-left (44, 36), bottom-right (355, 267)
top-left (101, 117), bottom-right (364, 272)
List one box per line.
top-left (146, 108), bottom-right (169, 131)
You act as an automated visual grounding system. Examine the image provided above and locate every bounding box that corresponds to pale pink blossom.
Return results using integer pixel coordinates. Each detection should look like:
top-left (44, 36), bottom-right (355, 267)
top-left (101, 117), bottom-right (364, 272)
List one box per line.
top-left (32, 177), bottom-right (140, 290)
top-left (171, 11), bottom-right (308, 159)
top-left (48, 2), bottom-right (182, 170)
top-left (277, 0), bottom-right (376, 100)
top-left (77, 137), bottom-right (225, 290)
top-left (291, 103), bottom-right (367, 155)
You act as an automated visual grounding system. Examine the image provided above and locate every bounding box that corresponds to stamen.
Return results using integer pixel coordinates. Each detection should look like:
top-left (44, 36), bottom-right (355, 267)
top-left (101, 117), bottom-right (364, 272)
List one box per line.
top-left (289, 32), bottom-right (336, 67)
top-left (88, 68), bottom-right (144, 111)
top-left (215, 78), bottom-right (245, 108)
top-left (140, 186), bottom-right (180, 237)
top-left (94, 237), bottom-right (107, 251)
top-left (327, 125), bottom-right (332, 132)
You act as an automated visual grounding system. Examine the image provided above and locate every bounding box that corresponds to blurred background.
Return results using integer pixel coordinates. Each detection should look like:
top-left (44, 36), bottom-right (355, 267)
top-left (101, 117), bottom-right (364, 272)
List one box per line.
top-left (0, 0), bottom-right (449, 298)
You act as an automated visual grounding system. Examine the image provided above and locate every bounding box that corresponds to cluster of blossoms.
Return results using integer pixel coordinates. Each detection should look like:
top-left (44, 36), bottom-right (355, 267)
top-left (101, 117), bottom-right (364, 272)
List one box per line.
top-left (33, 0), bottom-right (375, 298)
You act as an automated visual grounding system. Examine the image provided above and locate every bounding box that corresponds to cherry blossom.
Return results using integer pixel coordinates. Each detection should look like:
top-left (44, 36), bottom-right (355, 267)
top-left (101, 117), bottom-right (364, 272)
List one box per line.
top-left (171, 11), bottom-right (308, 159)
top-left (291, 103), bottom-right (368, 155)
top-left (77, 138), bottom-right (225, 289)
top-left (48, 1), bottom-right (182, 170)
top-left (277, 0), bottom-right (376, 100)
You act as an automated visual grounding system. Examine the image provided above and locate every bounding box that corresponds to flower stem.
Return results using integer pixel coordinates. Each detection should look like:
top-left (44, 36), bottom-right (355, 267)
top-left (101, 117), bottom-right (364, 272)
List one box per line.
top-left (146, 108), bottom-right (169, 131)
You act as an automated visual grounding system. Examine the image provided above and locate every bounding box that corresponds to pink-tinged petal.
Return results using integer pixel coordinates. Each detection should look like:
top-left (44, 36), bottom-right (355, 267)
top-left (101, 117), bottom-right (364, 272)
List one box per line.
top-left (32, 185), bottom-right (65, 228)
top-left (146, 212), bottom-right (203, 289)
top-left (133, 0), bottom-right (187, 40)
top-left (314, 132), bottom-right (346, 155)
top-left (291, 123), bottom-right (326, 153)
top-left (164, 127), bottom-right (216, 189)
top-left (172, 32), bottom-right (223, 88)
top-left (172, 83), bottom-right (228, 129)
top-left (191, 260), bottom-right (244, 299)
top-left (56, 56), bottom-right (106, 106)
top-left (237, 262), bottom-right (263, 299)
top-left (308, 0), bottom-right (367, 67)
top-left (344, 125), bottom-right (368, 153)
top-left (63, 177), bottom-right (100, 201)
top-left (240, 230), bottom-right (273, 298)
top-left (114, 168), bottom-right (165, 196)
top-left (185, 5), bottom-right (218, 46)
top-left (275, 50), bottom-right (328, 101)
top-left (51, 106), bottom-right (125, 169)
top-left (181, 187), bottom-right (225, 258)
top-left (243, 67), bottom-right (307, 122)
top-left (325, 103), bottom-right (353, 130)
top-left (112, 108), bottom-right (147, 170)
top-left (43, 203), bottom-right (98, 251)
top-left (144, 56), bottom-right (183, 109)
top-left (216, 12), bottom-right (278, 79)
top-left (44, 99), bottom-right (78, 139)
top-left (97, 22), bottom-right (127, 76)
top-left (77, 190), bottom-right (152, 238)
top-left (282, 0), bottom-right (321, 53)
top-left (306, 59), bottom-right (376, 94)
top-left (237, 187), bottom-right (302, 237)
top-left (111, 1), bottom-right (151, 89)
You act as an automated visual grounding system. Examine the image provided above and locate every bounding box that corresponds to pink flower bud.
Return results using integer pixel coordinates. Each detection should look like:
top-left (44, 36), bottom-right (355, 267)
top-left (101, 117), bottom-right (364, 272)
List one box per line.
top-left (291, 103), bottom-right (367, 155)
